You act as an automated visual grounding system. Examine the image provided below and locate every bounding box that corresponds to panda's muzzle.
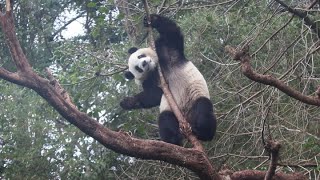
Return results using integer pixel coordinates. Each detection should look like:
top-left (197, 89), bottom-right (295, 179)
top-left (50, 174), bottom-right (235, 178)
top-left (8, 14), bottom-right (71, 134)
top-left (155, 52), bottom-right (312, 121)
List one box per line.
top-left (142, 60), bottom-right (148, 67)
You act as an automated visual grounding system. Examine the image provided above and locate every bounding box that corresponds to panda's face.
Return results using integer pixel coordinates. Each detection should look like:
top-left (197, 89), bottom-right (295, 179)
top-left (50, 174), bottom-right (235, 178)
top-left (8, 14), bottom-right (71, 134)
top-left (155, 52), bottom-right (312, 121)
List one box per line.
top-left (125, 47), bottom-right (158, 82)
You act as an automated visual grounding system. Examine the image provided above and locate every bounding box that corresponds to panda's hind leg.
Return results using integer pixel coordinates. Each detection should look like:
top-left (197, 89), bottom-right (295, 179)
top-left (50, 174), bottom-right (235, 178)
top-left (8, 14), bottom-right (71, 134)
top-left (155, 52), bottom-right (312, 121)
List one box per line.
top-left (158, 111), bottom-right (183, 145)
top-left (190, 97), bottom-right (217, 141)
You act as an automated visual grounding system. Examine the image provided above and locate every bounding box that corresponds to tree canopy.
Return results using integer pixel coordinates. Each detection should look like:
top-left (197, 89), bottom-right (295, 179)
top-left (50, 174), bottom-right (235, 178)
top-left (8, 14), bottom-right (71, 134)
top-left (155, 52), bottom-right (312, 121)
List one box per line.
top-left (0, 0), bottom-right (319, 179)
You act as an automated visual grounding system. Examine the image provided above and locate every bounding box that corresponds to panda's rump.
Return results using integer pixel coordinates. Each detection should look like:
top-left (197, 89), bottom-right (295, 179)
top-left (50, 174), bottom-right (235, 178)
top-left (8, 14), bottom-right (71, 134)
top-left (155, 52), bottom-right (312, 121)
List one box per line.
top-left (159, 61), bottom-right (210, 117)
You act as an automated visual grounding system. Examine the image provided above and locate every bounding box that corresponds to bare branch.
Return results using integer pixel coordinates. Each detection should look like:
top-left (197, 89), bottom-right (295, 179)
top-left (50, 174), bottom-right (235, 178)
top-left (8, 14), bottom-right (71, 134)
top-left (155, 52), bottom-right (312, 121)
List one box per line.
top-left (5, 0), bottom-right (10, 12)
top-left (274, 0), bottom-right (320, 38)
top-left (264, 140), bottom-right (281, 180)
top-left (0, 67), bottom-right (22, 85)
top-left (231, 170), bottom-right (306, 180)
top-left (225, 45), bottom-right (320, 106)
top-left (0, 11), bottom-right (32, 72)
top-left (51, 12), bottom-right (86, 40)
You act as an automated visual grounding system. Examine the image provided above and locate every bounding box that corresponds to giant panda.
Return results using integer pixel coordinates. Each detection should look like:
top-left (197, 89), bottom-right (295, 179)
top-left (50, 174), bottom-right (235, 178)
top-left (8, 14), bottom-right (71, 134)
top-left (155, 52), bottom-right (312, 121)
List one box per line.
top-left (120, 14), bottom-right (216, 145)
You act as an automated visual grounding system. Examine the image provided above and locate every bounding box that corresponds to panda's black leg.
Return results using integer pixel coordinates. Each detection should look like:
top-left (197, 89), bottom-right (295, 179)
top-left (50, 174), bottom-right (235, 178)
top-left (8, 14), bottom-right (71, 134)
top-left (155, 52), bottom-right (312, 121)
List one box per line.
top-left (158, 111), bottom-right (183, 145)
top-left (190, 97), bottom-right (216, 141)
top-left (120, 87), bottom-right (163, 110)
top-left (145, 14), bottom-right (185, 62)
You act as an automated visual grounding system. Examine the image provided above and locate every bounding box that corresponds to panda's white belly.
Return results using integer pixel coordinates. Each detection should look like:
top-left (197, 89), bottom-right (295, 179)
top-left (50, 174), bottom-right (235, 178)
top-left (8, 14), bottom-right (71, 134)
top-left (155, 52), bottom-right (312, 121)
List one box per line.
top-left (159, 61), bottom-right (210, 114)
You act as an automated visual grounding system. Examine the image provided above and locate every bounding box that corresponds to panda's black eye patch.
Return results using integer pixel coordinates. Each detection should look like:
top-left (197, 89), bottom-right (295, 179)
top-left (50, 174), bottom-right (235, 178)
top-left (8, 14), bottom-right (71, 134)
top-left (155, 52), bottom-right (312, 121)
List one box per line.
top-left (138, 54), bottom-right (146, 59)
top-left (135, 65), bottom-right (144, 73)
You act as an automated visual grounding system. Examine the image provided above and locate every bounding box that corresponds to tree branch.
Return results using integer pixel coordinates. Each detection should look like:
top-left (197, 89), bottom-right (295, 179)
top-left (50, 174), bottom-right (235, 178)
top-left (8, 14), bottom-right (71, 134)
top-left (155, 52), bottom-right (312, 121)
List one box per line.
top-left (264, 140), bottom-right (281, 180)
top-left (0, 11), bottom-right (32, 72)
top-left (274, 0), bottom-right (320, 38)
top-left (0, 67), bottom-right (22, 84)
top-left (50, 12), bottom-right (86, 40)
top-left (225, 45), bottom-right (320, 106)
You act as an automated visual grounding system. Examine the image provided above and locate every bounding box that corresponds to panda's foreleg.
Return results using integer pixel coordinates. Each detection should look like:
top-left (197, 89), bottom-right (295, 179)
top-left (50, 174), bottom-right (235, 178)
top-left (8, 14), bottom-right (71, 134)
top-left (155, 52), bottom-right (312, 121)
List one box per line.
top-left (158, 111), bottom-right (183, 145)
top-left (190, 97), bottom-right (217, 141)
top-left (120, 88), bottom-right (162, 110)
top-left (146, 14), bottom-right (185, 59)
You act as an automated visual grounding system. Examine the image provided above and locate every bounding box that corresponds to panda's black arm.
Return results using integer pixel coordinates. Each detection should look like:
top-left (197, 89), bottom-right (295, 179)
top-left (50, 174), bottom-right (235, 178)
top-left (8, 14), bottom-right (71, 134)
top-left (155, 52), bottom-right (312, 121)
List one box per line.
top-left (120, 87), bottom-right (163, 110)
top-left (146, 14), bottom-right (184, 55)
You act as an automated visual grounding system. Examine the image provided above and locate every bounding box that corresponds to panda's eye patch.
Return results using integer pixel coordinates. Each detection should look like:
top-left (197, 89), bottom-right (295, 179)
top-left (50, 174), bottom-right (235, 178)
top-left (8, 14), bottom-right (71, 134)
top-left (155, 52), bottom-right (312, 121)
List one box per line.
top-left (138, 54), bottom-right (146, 59)
top-left (135, 65), bottom-right (144, 73)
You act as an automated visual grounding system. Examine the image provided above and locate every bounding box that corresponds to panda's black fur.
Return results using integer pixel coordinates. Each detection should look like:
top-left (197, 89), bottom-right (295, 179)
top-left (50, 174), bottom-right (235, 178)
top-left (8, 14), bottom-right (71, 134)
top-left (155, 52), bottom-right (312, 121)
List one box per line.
top-left (121, 14), bottom-right (216, 145)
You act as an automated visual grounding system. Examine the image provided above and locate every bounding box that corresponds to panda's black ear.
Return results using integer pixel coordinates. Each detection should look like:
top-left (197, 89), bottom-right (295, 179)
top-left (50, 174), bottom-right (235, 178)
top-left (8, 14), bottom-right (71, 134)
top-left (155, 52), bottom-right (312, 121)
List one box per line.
top-left (124, 71), bottom-right (135, 80)
top-left (128, 47), bottom-right (138, 54)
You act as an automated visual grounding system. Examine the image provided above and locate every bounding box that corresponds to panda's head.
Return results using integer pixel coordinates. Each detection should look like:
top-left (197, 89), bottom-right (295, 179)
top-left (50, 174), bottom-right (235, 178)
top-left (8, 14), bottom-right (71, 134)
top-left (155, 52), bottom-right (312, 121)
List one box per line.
top-left (124, 47), bottom-right (158, 84)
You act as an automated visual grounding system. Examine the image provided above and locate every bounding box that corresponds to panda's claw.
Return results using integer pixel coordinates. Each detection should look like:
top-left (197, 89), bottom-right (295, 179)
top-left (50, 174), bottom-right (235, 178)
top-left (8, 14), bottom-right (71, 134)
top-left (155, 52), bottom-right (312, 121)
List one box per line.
top-left (143, 16), bottom-right (149, 27)
top-left (143, 14), bottom-right (160, 27)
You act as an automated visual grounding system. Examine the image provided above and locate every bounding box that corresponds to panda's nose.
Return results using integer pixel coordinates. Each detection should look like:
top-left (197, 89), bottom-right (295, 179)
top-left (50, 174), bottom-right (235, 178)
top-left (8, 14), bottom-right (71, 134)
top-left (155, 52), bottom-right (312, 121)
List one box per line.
top-left (142, 61), bottom-right (147, 67)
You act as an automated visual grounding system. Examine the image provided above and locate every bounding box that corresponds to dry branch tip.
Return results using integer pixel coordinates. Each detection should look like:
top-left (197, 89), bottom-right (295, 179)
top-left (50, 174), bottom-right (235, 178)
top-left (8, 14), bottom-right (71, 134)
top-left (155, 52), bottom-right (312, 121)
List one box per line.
top-left (5, 0), bottom-right (11, 12)
top-left (225, 45), bottom-right (250, 61)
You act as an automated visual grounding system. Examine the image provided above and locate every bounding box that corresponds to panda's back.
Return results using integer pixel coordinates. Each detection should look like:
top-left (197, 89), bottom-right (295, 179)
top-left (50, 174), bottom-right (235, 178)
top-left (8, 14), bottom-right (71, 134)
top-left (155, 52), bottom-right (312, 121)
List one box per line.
top-left (159, 61), bottom-right (210, 115)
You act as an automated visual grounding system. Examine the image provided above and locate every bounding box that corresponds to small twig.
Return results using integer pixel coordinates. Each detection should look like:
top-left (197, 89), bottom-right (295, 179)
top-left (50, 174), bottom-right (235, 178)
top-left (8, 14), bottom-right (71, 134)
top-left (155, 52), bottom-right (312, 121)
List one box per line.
top-left (261, 103), bottom-right (272, 147)
top-left (277, 163), bottom-right (318, 168)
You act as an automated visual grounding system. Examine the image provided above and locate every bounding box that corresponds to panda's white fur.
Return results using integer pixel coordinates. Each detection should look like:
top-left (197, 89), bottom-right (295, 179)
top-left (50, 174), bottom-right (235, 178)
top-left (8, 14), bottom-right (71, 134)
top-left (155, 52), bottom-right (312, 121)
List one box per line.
top-left (159, 61), bottom-right (210, 114)
top-left (128, 48), bottom-right (158, 85)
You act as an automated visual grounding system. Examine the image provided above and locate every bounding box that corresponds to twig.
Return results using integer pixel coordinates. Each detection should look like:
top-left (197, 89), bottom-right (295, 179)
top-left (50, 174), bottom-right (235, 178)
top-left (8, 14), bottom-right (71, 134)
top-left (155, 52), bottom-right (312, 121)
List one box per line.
top-left (277, 163), bottom-right (318, 168)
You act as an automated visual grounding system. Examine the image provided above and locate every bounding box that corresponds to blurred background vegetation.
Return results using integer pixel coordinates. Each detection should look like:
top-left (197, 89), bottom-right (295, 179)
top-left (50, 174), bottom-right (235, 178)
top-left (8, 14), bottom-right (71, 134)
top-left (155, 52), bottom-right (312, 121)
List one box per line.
top-left (0, 0), bottom-right (319, 179)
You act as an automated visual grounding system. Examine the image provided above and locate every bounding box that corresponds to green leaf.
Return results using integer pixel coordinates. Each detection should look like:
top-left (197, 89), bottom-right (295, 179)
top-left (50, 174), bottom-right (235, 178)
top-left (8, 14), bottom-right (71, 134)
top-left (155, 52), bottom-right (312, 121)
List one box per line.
top-left (206, 15), bottom-right (213, 22)
top-left (87, 2), bottom-right (96, 8)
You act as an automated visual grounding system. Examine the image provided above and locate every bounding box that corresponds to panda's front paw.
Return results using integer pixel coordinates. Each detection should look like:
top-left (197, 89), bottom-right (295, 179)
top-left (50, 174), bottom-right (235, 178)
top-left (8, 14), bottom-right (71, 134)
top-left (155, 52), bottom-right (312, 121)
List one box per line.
top-left (143, 14), bottom-right (160, 28)
top-left (120, 96), bottom-right (139, 110)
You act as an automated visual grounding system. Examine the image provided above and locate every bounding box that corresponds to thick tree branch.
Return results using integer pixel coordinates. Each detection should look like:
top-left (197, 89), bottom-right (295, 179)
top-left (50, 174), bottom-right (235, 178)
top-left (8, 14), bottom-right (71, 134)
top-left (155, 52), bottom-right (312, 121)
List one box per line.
top-left (0, 67), bottom-right (21, 84)
top-left (0, 11), bottom-right (32, 72)
top-left (225, 45), bottom-right (320, 106)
